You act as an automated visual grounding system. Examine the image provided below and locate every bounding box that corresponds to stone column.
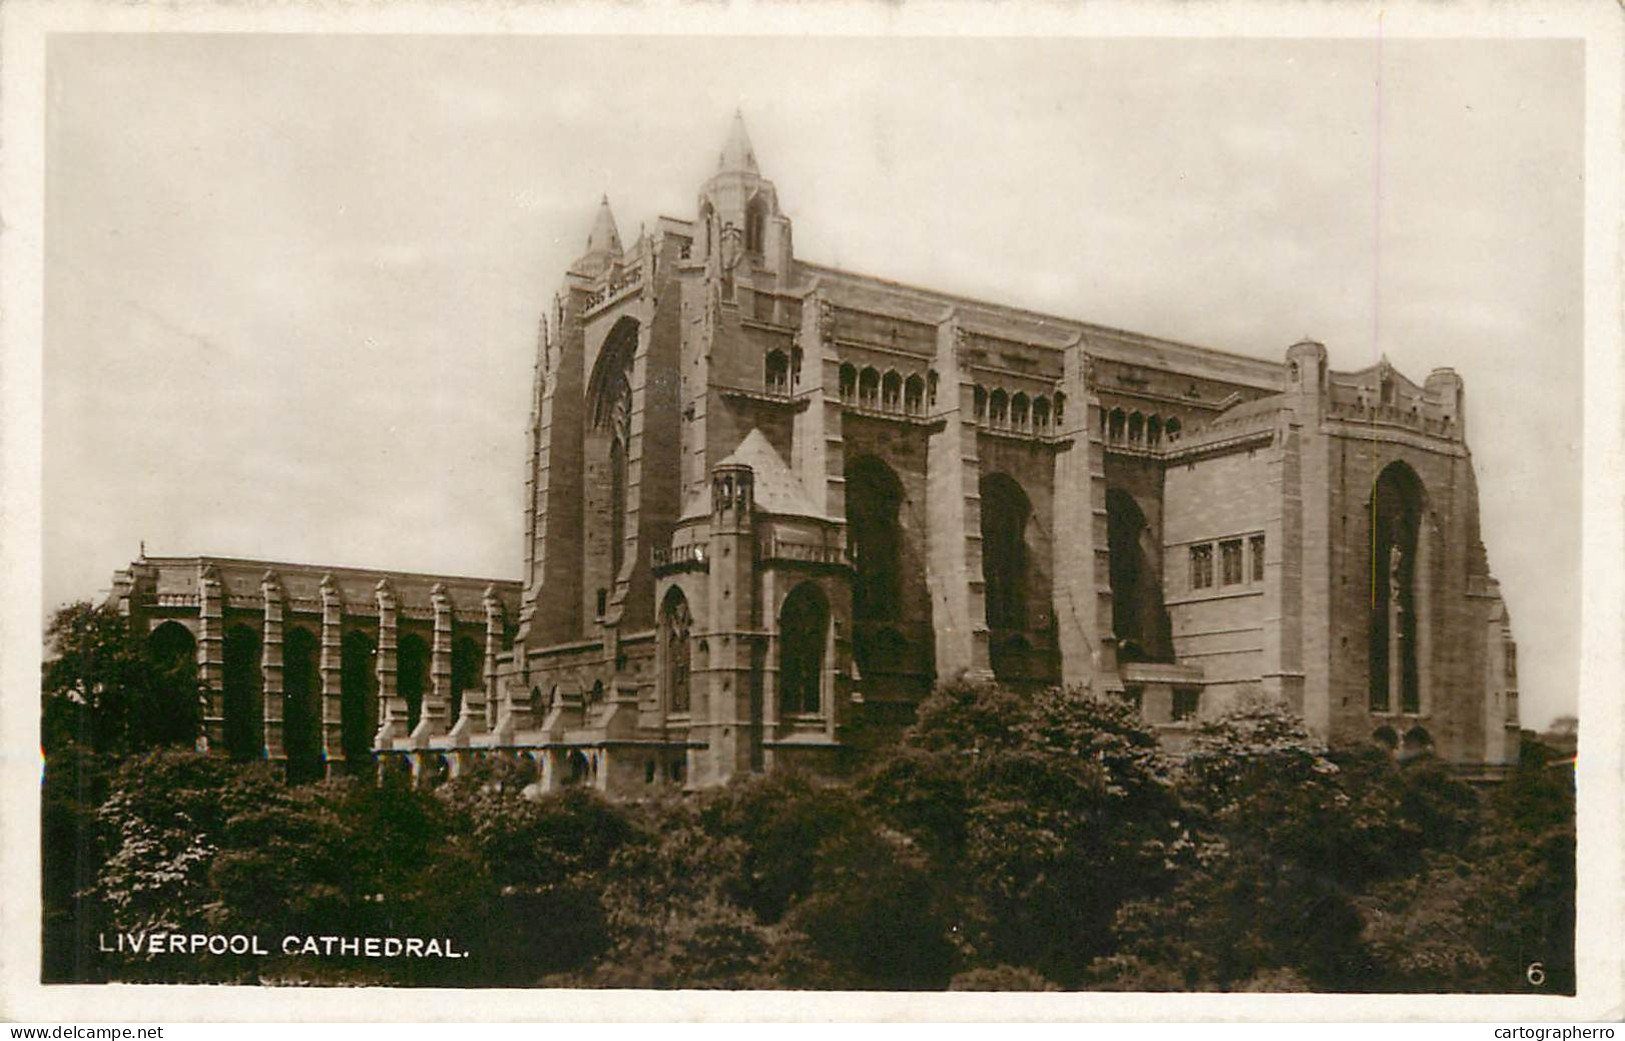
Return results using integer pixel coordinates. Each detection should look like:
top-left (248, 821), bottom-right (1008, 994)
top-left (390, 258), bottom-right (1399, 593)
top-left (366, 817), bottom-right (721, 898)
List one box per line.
top-left (924, 315), bottom-right (990, 680)
top-left (482, 585), bottom-right (503, 731)
top-left (374, 579), bottom-right (407, 746)
top-left (412, 583), bottom-right (453, 741)
top-left (260, 571), bottom-right (285, 762)
top-left (1053, 336), bottom-right (1111, 690)
top-left (196, 565), bottom-right (225, 751)
top-left (319, 574), bottom-right (344, 773)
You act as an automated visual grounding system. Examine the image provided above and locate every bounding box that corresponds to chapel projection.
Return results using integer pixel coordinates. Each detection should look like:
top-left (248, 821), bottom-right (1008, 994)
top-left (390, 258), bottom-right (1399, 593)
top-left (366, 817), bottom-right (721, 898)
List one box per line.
top-left (1106, 489), bottom-right (1173, 662)
top-left (1369, 462), bottom-right (1428, 715)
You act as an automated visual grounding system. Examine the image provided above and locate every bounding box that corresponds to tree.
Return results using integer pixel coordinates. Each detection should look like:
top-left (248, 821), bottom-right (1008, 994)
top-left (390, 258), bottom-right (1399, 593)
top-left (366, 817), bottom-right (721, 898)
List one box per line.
top-left (862, 680), bottom-right (1185, 987)
top-left (43, 601), bottom-right (199, 755)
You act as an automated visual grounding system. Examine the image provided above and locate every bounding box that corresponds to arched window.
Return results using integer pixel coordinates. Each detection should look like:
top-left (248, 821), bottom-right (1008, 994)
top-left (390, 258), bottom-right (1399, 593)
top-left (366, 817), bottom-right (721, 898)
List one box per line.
top-left (1109, 408), bottom-right (1126, 442)
top-left (980, 474), bottom-right (1031, 634)
top-left (341, 630), bottom-right (378, 771)
top-left (989, 389), bottom-right (1008, 427)
top-left (451, 635), bottom-right (482, 723)
top-left (1372, 725), bottom-right (1399, 751)
top-left (222, 624), bottom-right (262, 761)
top-left (700, 202), bottom-right (715, 259)
top-left (662, 588), bottom-right (693, 714)
top-left (1107, 489), bottom-right (1172, 663)
top-left (973, 385), bottom-right (987, 421)
top-left (839, 363), bottom-right (857, 402)
top-left (1165, 416), bottom-right (1181, 442)
top-left (927, 370), bottom-right (939, 408)
top-left (1053, 391), bottom-right (1066, 426)
top-left (904, 374), bottom-right (925, 415)
top-left (745, 195), bottom-right (768, 254)
top-left (146, 621), bottom-right (199, 747)
top-left (1128, 411), bottom-right (1144, 443)
top-left (1401, 726), bottom-right (1433, 758)
top-left (848, 457), bottom-right (906, 678)
top-left (1369, 462), bottom-right (1427, 714)
top-left (283, 627), bottom-right (322, 784)
top-left (1147, 415), bottom-right (1163, 447)
top-left (779, 583), bottom-right (828, 716)
top-left (1032, 396), bottom-right (1050, 433)
top-left (791, 347), bottom-right (803, 388)
top-left (765, 350), bottom-right (790, 395)
top-left (591, 319), bottom-right (637, 586)
top-left (859, 367), bottom-right (880, 409)
top-left (397, 632), bottom-right (429, 733)
top-left (1011, 392), bottom-right (1029, 430)
top-left (882, 370), bottom-right (902, 411)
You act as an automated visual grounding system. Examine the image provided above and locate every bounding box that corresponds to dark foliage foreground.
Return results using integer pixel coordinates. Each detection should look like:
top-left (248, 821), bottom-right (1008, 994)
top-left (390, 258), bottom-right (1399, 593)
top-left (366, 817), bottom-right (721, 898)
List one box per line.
top-left (42, 681), bottom-right (1573, 992)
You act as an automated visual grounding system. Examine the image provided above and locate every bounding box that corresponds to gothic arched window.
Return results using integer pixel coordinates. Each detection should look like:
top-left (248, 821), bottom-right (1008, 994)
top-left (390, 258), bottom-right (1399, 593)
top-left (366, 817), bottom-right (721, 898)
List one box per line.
top-left (839, 364), bottom-right (857, 402)
top-left (397, 632), bottom-right (429, 733)
top-left (222, 624), bottom-right (262, 761)
top-left (766, 350), bottom-right (790, 394)
top-left (780, 583), bottom-right (828, 716)
top-left (881, 370), bottom-right (902, 411)
top-left (745, 195), bottom-right (768, 254)
top-left (989, 389), bottom-right (1008, 427)
top-left (1369, 461), bottom-right (1426, 714)
top-left (341, 630), bottom-right (377, 770)
top-left (980, 473), bottom-right (1031, 633)
top-left (859, 367), bottom-right (880, 409)
top-left (904, 374), bottom-right (925, 415)
top-left (147, 621), bottom-right (199, 746)
top-left (282, 627), bottom-right (322, 783)
top-left (662, 588), bottom-right (693, 714)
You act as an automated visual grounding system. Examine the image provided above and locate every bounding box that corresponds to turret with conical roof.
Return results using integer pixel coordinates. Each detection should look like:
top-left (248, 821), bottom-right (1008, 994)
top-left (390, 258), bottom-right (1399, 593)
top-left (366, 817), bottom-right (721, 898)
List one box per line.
top-left (696, 110), bottom-right (790, 277)
top-left (574, 194), bottom-right (623, 278)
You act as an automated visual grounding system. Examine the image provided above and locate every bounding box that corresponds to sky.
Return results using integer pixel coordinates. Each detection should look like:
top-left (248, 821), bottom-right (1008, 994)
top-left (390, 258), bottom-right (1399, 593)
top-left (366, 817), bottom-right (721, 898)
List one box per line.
top-left (41, 33), bottom-right (1583, 727)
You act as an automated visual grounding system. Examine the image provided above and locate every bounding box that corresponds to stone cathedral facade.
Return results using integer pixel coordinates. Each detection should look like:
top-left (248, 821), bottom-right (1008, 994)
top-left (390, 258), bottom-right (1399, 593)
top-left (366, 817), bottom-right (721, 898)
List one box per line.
top-left (106, 115), bottom-right (1521, 792)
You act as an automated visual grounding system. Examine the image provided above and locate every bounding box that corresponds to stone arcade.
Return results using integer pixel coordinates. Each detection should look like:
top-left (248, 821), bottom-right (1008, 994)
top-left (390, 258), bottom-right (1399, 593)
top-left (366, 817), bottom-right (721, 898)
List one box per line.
top-left (107, 114), bottom-right (1521, 792)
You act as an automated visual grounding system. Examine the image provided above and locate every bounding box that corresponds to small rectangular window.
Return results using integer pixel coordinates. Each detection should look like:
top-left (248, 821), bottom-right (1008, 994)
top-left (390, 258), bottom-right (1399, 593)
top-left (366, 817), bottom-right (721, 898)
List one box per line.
top-left (1172, 688), bottom-right (1200, 722)
top-left (1250, 534), bottom-right (1266, 582)
top-left (1220, 539), bottom-right (1244, 585)
top-left (1190, 544), bottom-right (1214, 590)
top-left (1123, 686), bottom-right (1144, 715)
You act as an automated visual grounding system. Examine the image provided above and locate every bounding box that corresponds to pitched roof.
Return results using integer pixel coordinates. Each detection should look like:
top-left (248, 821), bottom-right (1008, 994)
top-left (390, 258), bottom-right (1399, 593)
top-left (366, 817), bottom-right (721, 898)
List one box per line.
top-left (712, 429), bottom-right (821, 517)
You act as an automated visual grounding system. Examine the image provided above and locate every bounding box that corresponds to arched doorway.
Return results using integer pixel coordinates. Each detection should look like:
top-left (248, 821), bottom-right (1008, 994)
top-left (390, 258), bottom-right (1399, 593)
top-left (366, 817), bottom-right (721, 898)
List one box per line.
top-left (1106, 489), bottom-right (1172, 662)
top-left (779, 583), bottom-right (828, 716)
top-left (221, 624), bottom-right (262, 760)
top-left (1369, 462), bottom-right (1428, 714)
top-left (340, 630), bottom-right (378, 771)
top-left (282, 627), bottom-right (322, 784)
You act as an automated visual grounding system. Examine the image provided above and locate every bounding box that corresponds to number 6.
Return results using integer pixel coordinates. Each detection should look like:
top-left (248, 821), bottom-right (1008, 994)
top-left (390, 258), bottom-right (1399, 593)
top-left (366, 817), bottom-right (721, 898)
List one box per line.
top-left (1527, 962), bottom-right (1546, 986)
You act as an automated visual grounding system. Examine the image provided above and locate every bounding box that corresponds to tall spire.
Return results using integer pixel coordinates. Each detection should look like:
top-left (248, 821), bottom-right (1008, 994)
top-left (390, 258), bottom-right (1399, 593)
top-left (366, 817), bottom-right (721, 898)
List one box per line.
top-left (584, 194), bottom-right (623, 258)
top-left (717, 109), bottom-right (759, 174)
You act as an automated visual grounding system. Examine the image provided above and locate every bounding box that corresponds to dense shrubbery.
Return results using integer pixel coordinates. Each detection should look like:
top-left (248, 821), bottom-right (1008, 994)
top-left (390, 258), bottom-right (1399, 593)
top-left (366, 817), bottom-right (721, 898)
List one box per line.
top-left (42, 625), bottom-right (1574, 990)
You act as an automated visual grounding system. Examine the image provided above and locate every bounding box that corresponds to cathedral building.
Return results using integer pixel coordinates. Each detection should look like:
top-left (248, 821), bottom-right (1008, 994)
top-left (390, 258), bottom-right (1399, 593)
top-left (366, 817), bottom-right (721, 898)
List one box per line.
top-left (105, 114), bottom-right (1521, 792)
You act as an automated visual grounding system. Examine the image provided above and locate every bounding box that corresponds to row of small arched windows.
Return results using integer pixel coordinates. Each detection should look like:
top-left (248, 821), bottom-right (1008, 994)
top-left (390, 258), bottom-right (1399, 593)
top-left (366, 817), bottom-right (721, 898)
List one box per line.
top-left (836, 363), bottom-right (939, 416)
top-left (1100, 407), bottom-right (1182, 447)
top-left (764, 348), bottom-right (804, 395)
top-left (972, 386), bottom-right (1065, 435)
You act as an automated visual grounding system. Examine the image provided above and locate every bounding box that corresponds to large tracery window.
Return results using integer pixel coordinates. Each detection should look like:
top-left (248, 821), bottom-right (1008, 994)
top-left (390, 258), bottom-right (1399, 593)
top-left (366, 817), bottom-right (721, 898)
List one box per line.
top-left (591, 320), bottom-right (637, 587)
top-left (779, 583), bottom-right (828, 716)
top-left (662, 589), bottom-right (693, 714)
top-left (340, 630), bottom-right (377, 770)
top-left (1369, 462), bottom-right (1426, 714)
top-left (980, 473), bottom-right (1031, 633)
top-left (397, 632), bottom-right (429, 732)
top-left (282, 626), bottom-right (322, 784)
top-left (846, 457), bottom-right (905, 677)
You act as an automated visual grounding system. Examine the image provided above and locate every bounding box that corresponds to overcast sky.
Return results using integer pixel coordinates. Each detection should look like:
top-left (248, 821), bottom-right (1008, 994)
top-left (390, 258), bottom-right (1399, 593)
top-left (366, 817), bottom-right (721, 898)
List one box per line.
top-left (43, 33), bottom-right (1582, 727)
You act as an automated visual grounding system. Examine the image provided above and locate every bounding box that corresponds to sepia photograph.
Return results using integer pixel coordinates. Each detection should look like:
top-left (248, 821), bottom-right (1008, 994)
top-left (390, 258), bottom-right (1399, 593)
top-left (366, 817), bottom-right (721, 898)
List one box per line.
top-left (5, 2), bottom-right (1621, 1022)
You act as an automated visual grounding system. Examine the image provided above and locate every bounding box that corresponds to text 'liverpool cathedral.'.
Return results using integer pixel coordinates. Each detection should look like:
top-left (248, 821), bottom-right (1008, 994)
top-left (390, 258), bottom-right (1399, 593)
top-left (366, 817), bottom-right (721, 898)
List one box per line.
top-left (108, 115), bottom-right (1522, 793)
